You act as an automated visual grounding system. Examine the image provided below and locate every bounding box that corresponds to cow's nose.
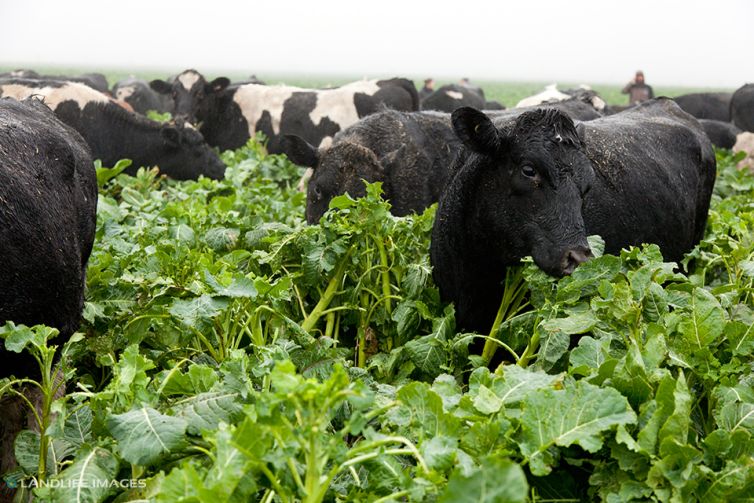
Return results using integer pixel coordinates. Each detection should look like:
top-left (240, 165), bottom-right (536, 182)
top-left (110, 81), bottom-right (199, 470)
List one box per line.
top-left (561, 247), bottom-right (593, 275)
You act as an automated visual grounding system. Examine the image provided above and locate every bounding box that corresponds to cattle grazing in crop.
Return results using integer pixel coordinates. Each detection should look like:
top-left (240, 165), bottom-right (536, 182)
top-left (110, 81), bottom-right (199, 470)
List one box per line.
top-left (673, 92), bottom-right (731, 122)
top-left (0, 97), bottom-right (98, 475)
top-left (282, 110), bottom-right (462, 223)
top-left (421, 84), bottom-right (485, 112)
top-left (150, 69), bottom-right (420, 153)
top-left (0, 79), bottom-right (225, 180)
top-left (112, 77), bottom-right (174, 115)
top-left (431, 99), bottom-right (716, 333)
top-left (699, 119), bottom-right (741, 149)
top-left (730, 84), bottom-right (754, 132)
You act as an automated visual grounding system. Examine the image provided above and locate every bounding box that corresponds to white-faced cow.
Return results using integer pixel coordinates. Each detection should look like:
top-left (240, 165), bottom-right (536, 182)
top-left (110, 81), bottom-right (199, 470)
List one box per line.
top-left (0, 97), bottom-right (97, 475)
top-left (431, 99), bottom-right (716, 333)
top-left (0, 79), bottom-right (225, 180)
top-left (150, 69), bottom-right (420, 154)
top-left (282, 110), bottom-right (462, 223)
top-left (734, 132), bottom-right (754, 170)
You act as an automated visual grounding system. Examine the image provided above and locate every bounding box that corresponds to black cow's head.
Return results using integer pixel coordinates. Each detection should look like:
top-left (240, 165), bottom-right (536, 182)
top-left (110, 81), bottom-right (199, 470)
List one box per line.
top-left (150, 69), bottom-right (229, 124)
top-left (282, 135), bottom-right (393, 224)
top-left (156, 120), bottom-right (226, 180)
top-left (452, 107), bottom-right (594, 276)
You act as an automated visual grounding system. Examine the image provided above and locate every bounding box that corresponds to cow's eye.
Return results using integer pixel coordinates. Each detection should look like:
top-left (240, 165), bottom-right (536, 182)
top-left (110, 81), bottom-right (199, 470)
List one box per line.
top-left (521, 165), bottom-right (537, 178)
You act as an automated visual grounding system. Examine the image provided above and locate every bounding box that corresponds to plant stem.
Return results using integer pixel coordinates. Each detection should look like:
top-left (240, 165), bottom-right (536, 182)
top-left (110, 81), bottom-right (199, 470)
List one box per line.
top-left (482, 266), bottom-right (527, 364)
top-left (517, 316), bottom-right (542, 368)
top-left (374, 235), bottom-right (394, 349)
top-left (301, 251), bottom-right (351, 333)
top-left (357, 291), bottom-right (369, 367)
top-left (324, 312), bottom-right (335, 339)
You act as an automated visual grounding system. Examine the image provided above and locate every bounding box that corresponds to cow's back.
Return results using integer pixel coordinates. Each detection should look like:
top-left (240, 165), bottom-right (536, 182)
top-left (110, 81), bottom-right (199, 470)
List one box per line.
top-left (216, 79), bottom-right (417, 153)
top-left (0, 97), bottom-right (97, 371)
top-left (673, 92), bottom-right (731, 122)
top-left (579, 98), bottom-right (715, 261)
top-left (731, 84), bottom-right (754, 132)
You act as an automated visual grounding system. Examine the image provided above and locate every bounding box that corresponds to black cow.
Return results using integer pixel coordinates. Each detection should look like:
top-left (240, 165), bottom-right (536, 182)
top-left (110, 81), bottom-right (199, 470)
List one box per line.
top-left (2, 71), bottom-right (111, 94)
top-left (604, 104), bottom-right (634, 115)
top-left (699, 119), bottom-right (742, 149)
top-left (431, 99), bottom-right (715, 333)
top-left (730, 84), bottom-right (754, 132)
top-left (490, 98), bottom-right (603, 122)
top-left (421, 84), bottom-right (485, 112)
top-left (0, 97), bottom-right (97, 473)
top-left (673, 92), bottom-right (731, 121)
top-left (281, 110), bottom-right (461, 223)
top-left (562, 88), bottom-right (608, 113)
top-left (113, 77), bottom-right (174, 115)
top-left (484, 100), bottom-right (506, 110)
top-left (150, 69), bottom-right (420, 153)
top-left (0, 69), bottom-right (40, 79)
top-left (0, 79), bottom-right (225, 180)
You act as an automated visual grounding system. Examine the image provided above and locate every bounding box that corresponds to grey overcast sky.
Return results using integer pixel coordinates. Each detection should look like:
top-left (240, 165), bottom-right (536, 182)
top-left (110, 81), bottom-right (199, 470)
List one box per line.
top-left (1, 0), bottom-right (752, 87)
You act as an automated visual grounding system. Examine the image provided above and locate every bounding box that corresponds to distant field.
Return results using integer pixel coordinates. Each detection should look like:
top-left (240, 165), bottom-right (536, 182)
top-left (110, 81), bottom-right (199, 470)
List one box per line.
top-left (0, 65), bottom-right (736, 107)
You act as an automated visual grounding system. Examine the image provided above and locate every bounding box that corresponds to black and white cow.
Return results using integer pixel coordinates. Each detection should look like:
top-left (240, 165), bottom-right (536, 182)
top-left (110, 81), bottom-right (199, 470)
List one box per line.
top-left (150, 69), bottom-right (420, 153)
top-left (672, 92), bottom-right (731, 122)
top-left (0, 69), bottom-right (40, 79)
top-left (421, 84), bottom-right (486, 112)
top-left (0, 79), bottom-right (225, 180)
top-left (431, 99), bottom-right (715, 333)
top-left (0, 97), bottom-right (97, 474)
top-left (282, 110), bottom-right (462, 223)
top-left (517, 84), bottom-right (607, 114)
top-left (112, 77), bottom-right (174, 115)
top-left (730, 84), bottom-right (754, 132)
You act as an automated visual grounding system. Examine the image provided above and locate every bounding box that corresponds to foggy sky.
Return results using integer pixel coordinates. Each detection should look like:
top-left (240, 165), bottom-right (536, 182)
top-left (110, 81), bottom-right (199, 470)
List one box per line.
top-left (2, 0), bottom-right (751, 87)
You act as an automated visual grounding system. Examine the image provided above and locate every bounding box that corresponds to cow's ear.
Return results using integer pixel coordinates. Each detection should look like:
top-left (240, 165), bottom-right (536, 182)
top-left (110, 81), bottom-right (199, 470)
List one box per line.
top-left (162, 126), bottom-right (181, 147)
top-left (150, 79), bottom-right (172, 94)
top-left (280, 135), bottom-right (319, 167)
top-left (208, 77), bottom-right (230, 93)
top-left (452, 107), bottom-right (500, 154)
top-left (379, 145), bottom-right (407, 175)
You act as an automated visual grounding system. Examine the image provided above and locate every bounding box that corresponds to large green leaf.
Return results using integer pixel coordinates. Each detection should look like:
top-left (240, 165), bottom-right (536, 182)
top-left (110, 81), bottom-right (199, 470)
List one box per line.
top-left (173, 391), bottom-right (244, 435)
top-left (518, 380), bottom-right (636, 475)
top-left (42, 447), bottom-right (119, 503)
top-left (107, 407), bottom-right (188, 466)
top-left (439, 456), bottom-right (528, 503)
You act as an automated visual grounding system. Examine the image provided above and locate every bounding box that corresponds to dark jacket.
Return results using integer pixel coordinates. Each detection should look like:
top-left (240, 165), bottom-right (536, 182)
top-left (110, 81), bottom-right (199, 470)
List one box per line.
top-left (622, 82), bottom-right (654, 104)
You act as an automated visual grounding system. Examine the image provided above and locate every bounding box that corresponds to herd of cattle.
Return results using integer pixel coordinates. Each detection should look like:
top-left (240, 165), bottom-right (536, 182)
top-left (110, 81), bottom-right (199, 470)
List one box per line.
top-left (0, 67), bottom-right (753, 475)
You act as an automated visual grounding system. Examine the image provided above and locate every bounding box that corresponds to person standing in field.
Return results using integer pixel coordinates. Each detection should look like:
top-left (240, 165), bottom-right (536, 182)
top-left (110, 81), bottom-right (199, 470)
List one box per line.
top-left (622, 70), bottom-right (654, 105)
top-left (419, 78), bottom-right (435, 100)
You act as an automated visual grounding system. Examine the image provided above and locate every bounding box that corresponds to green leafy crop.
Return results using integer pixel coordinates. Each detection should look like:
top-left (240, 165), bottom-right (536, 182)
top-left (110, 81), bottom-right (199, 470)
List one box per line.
top-left (1, 140), bottom-right (752, 502)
